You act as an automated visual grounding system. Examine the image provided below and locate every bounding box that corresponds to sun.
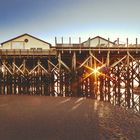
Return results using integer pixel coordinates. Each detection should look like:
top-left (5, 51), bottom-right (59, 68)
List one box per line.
top-left (93, 68), bottom-right (98, 74)
top-left (92, 67), bottom-right (100, 75)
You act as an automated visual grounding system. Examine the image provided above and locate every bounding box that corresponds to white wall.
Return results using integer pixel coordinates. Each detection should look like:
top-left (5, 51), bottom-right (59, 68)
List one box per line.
top-left (1, 34), bottom-right (51, 49)
top-left (83, 38), bottom-right (114, 47)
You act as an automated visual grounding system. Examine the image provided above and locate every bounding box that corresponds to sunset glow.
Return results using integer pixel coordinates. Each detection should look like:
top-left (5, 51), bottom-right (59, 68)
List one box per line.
top-left (0, 0), bottom-right (140, 44)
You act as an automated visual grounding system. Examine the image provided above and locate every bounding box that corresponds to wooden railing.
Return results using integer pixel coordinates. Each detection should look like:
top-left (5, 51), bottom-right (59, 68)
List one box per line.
top-left (0, 48), bottom-right (56, 56)
top-left (1, 44), bottom-right (140, 56)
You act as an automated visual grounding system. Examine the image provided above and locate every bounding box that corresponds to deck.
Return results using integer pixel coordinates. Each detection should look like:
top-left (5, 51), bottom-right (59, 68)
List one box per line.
top-left (0, 48), bottom-right (56, 57)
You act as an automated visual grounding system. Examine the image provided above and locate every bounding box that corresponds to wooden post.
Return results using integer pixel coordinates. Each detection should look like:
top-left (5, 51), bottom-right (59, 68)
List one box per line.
top-left (58, 52), bottom-right (61, 70)
top-left (131, 60), bottom-right (134, 107)
top-left (117, 64), bottom-right (121, 105)
top-left (98, 37), bottom-right (100, 53)
top-left (117, 38), bottom-right (120, 54)
top-left (127, 54), bottom-right (131, 108)
top-left (136, 38), bottom-right (138, 53)
top-left (88, 37), bottom-right (91, 47)
top-left (93, 58), bottom-right (98, 99)
top-left (99, 75), bottom-right (104, 101)
top-left (23, 59), bottom-right (26, 74)
top-left (127, 38), bottom-right (128, 48)
top-left (79, 37), bottom-right (81, 53)
top-left (61, 37), bottom-right (63, 44)
top-left (72, 51), bottom-right (76, 70)
top-left (55, 37), bottom-right (57, 45)
top-left (108, 38), bottom-right (110, 47)
top-left (106, 47), bottom-right (110, 101)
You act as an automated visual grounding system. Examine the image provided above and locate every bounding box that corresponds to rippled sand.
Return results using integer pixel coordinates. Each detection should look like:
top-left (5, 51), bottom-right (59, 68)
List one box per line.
top-left (0, 95), bottom-right (139, 140)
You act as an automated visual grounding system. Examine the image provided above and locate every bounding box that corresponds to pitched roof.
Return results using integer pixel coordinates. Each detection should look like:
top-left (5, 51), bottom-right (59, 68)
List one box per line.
top-left (82, 36), bottom-right (115, 45)
top-left (1, 33), bottom-right (51, 46)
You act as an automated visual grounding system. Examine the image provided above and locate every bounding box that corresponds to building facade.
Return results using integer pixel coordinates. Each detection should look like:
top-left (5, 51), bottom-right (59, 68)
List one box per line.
top-left (1, 33), bottom-right (51, 50)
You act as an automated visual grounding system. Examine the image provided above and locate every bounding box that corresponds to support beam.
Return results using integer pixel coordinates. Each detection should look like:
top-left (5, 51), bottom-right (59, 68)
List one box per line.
top-left (110, 55), bottom-right (127, 68)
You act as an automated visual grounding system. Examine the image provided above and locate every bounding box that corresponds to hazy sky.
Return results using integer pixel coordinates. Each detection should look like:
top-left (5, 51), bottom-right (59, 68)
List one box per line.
top-left (0, 0), bottom-right (140, 44)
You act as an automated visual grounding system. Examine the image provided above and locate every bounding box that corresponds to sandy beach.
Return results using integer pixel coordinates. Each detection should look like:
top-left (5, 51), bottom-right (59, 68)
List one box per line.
top-left (0, 95), bottom-right (139, 140)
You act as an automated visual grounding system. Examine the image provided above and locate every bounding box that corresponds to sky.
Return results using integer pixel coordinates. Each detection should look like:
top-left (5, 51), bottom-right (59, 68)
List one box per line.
top-left (0, 0), bottom-right (140, 45)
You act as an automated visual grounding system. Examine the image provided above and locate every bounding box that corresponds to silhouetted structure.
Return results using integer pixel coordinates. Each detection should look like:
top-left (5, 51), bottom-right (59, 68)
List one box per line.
top-left (0, 34), bottom-right (140, 112)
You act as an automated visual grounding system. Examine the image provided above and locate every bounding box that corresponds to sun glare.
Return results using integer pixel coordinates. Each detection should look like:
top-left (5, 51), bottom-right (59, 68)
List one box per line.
top-left (93, 68), bottom-right (97, 73)
top-left (92, 67), bottom-right (100, 75)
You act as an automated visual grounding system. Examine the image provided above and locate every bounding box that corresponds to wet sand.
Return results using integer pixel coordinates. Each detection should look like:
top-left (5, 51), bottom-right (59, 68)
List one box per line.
top-left (0, 95), bottom-right (139, 140)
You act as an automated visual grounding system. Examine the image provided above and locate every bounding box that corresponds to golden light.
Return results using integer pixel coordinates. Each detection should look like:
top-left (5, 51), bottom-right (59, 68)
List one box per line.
top-left (78, 61), bottom-right (116, 83)
top-left (92, 67), bottom-right (100, 75)
top-left (83, 66), bottom-right (102, 80)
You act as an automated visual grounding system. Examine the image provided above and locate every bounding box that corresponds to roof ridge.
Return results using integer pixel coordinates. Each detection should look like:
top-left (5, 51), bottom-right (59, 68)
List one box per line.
top-left (82, 36), bottom-right (115, 44)
top-left (1, 33), bottom-right (51, 46)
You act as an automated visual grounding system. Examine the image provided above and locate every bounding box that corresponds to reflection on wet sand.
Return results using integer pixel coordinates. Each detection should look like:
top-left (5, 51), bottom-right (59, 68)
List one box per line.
top-left (0, 95), bottom-right (139, 140)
